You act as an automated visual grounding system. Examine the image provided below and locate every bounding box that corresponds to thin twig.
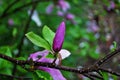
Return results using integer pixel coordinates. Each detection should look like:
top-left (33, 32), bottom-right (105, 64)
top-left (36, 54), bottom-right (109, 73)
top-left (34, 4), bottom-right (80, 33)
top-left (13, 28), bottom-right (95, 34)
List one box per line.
top-left (87, 73), bottom-right (103, 80)
top-left (94, 48), bottom-right (120, 66)
top-left (99, 67), bottom-right (120, 76)
top-left (83, 74), bottom-right (96, 80)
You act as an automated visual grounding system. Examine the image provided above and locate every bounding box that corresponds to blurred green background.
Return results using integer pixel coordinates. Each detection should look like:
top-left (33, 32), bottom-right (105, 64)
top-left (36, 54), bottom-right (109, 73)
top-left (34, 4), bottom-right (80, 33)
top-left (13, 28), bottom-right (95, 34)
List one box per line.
top-left (0, 0), bottom-right (120, 80)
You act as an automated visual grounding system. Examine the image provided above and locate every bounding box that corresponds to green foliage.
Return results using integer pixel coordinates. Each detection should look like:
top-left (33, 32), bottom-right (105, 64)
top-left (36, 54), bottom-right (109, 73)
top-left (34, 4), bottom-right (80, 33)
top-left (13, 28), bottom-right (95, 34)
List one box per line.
top-left (0, 0), bottom-right (119, 80)
top-left (12, 27), bottom-right (17, 37)
top-left (0, 46), bottom-right (12, 75)
top-left (46, 53), bottom-right (54, 59)
top-left (101, 71), bottom-right (109, 80)
top-left (32, 70), bottom-right (53, 80)
top-left (42, 25), bottom-right (55, 46)
top-left (110, 41), bottom-right (117, 51)
top-left (25, 32), bottom-right (51, 50)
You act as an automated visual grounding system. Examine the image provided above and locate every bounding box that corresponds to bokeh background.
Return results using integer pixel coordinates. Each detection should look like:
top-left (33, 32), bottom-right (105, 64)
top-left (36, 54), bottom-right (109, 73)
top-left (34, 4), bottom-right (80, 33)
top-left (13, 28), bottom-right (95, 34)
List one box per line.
top-left (0, 0), bottom-right (120, 80)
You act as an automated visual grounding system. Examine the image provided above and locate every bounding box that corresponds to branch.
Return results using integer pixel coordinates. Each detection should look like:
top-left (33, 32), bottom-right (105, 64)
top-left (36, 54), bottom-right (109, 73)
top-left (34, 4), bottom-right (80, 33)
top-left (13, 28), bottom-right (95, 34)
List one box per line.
top-left (99, 68), bottom-right (120, 76)
top-left (1, 0), bottom-right (20, 17)
top-left (0, 47), bottom-right (120, 79)
top-left (0, 0), bottom-right (50, 19)
top-left (0, 53), bottom-right (95, 75)
top-left (94, 48), bottom-right (120, 66)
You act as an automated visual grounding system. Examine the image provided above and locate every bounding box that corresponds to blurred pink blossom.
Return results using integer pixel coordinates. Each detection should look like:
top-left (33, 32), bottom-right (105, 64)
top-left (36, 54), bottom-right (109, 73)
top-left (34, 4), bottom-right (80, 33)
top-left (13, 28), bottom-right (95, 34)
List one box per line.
top-left (8, 19), bottom-right (14, 26)
top-left (107, 1), bottom-right (115, 11)
top-left (57, 11), bottom-right (64, 16)
top-left (87, 20), bottom-right (99, 33)
top-left (46, 4), bottom-right (54, 14)
top-left (57, 0), bottom-right (70, 12)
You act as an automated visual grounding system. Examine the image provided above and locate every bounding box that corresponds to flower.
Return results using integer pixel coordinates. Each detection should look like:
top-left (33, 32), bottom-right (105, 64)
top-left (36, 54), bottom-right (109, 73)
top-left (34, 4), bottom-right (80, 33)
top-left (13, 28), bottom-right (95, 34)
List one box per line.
top-left (107, 1), bottom-right (115, 11)
top-left (46, 4), bottom-right (54, 14)
top-left (57, 11), bottom-right (64, 16)
top-left (57, 0), bottom-right (70, 12)
top-left (28, 22), bottom-right (71, 80)
top-left (66, 13), bottom-right (75, 20)
top-left (65, 13), bottom-right (77, 24)
top-left (28, 10), bottom-right (42, 27)
top-left (8, 19), bottom-right (14, 26)
top-left (52, 21), bottom-right (65, 52)
top-left (103, 1), bottom-right (115, 12)
top-left (29, 50), bottom-right (69, 80)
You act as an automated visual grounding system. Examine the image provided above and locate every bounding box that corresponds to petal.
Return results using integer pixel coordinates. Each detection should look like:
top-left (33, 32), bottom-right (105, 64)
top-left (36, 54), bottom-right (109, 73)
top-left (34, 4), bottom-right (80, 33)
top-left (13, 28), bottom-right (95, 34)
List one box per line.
top-left (57, 11), bottom-right (64, 16)
top-left (28, 10), bottom-right (42, 27)
top-left (38, 67), bottom-right (66, 80)
top-left (66, 13), bottom-right (75, 20)
top-left (46, 4), bottom-right (54, 14)
top-left (58, 0), bottom-right (70, 12)
top-left (8, 19), bottom-right (14, 26)
top-left (59, 49), bottom-right (71, 59)
top-left (28, 50), bottom-right (66, 80)
top-left (28, 50), bottom-right (49, 61)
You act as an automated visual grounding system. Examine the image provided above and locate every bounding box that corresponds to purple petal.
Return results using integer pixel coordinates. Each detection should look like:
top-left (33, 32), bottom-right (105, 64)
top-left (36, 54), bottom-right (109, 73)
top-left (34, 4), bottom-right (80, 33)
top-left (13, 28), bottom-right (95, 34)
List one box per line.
top-left (46, 4), bottom-right (54, 14)
top-left (38, 67), bottom-right (66, 80)
top-left (87, 20), bottom-right (99, 33)
top-left (52, 21), bottom-right (65, 52)
top-left (110, 1), bottom-right (115, 9)
top-left (8, 19), bottom-right (14, 26)
top-left (58, 0), bottom-right (70, 12)
top-left (28, 50), bottom-right (66, 80)
top-left (57, 11), bottom-right (64, 16)
top-left (107, 1), bottom-right (115, 11)
top-left (66, 13), bottom-right (75, 20)
top-left (28, 50), bottom-right (49, 61)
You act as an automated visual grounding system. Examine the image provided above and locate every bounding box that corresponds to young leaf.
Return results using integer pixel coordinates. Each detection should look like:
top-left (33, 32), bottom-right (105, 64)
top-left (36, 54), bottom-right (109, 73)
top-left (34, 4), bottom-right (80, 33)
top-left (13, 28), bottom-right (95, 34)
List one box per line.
top-left (25, 32), bottom-right (51, 50)
top-left (42, 25), bottom-right (55, 46)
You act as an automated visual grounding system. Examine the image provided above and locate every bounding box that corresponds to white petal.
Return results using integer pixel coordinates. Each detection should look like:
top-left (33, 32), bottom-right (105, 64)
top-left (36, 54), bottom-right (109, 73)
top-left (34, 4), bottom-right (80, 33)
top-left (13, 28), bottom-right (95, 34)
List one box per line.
top-left (28, 10), bottom-right (42, 27)
top-left (59, 49), bottom-right (71, 59)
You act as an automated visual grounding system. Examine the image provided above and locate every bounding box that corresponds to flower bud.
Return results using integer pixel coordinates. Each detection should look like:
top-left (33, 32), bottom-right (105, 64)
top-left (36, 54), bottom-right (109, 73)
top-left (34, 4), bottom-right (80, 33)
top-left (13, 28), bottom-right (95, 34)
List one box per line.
top-left (52, 21), bottom-right (65, 52)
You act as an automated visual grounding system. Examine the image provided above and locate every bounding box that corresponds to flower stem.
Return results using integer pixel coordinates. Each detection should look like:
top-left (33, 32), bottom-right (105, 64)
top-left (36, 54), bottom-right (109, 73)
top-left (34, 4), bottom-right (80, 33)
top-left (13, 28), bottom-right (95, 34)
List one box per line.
top-left (52, 53), bottom-right (58, 64)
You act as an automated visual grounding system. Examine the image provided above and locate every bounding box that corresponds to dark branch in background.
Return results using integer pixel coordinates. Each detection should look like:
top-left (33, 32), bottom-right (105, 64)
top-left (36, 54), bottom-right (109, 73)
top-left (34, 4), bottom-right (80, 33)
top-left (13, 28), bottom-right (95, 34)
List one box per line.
top-left (0, 0), bottom-right (20, 17)
top-left (0, 73), bottom-right (31, 79)
top-left (12, 2), bottom-right (38, 76)
top-left (99, 68), bottom-right (120, 76)
top-left (0, 0), bottom-right (120, 79)
top-left (0, 48), bottom-right (120, 79)
top-left (94, 48), bottom-right (120, 66)
top-left (0, 0), bottom-right (50, 19)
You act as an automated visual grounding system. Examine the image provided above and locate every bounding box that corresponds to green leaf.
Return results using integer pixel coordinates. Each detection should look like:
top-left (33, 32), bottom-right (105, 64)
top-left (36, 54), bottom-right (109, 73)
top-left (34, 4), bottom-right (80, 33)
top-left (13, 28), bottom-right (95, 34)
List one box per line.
top-left (32, 71), bottom-right (43, 80)
top-left (12, 28), bottom-right (17, 37)
top-left (101, 71), bottom-right (109, 80)
top-left (111, 41), bottom-right (117, 51)
top-left (25, 32), bottom-right (51, 50)
top-left (35, 70), bottom-right (53, 80)
top-left (42, 25), bottom-right (55, 46)
top-left (16, 57), bottom-right (26, 60)
top-left (46, 53), bottom-right (54, 59)
top-left (0, 46), bottom-right (12, 75)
